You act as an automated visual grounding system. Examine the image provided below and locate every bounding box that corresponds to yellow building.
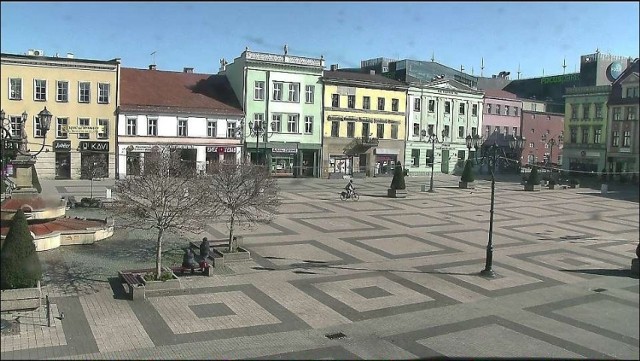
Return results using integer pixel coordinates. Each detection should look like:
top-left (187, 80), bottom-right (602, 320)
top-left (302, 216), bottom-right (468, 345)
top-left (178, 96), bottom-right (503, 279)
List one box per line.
top-left (322, 69), bottom-right (408, 177)
top-left (1, 51), bottom-right (120, 180)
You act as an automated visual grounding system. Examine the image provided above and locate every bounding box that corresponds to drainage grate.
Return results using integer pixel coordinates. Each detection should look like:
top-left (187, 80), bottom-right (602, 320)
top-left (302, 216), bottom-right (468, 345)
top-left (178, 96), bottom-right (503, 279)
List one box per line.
top-left (325, 332), bottom-right (347, 340)
top-left (593, 288), bottom-right (607, 293)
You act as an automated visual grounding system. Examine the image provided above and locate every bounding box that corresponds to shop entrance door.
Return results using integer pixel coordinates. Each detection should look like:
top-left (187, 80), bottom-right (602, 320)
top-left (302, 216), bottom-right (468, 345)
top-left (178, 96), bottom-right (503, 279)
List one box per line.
top-left (441, 150), bottom-right (450, 174)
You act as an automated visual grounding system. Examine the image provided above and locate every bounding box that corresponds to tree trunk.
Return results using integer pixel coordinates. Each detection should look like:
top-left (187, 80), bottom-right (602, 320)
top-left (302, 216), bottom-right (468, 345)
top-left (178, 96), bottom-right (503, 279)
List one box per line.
top-left (228, 215), bottom-right (235, 253)
top-left (155, 228), bottom-right (164, 279)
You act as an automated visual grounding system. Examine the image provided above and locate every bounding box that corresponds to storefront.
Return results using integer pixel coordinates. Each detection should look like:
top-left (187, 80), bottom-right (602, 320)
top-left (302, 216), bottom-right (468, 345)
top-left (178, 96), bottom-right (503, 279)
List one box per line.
top-left (271, 144), bottom-right (298, 177)
top-left (53, 140), bottom-right (71, 179)
top-left (374, 148), bottom-right (398, 176)
top-left (206, 146), bottom-right (237, 173)
top-left (79, 141), bottom-right (109, 179)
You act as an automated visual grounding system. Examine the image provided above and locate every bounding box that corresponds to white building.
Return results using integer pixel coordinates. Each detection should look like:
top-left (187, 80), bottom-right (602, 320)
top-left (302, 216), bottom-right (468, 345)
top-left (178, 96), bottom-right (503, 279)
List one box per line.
top-left (116, 66), bottom-right (244, 178)
top-left (405, 79), bottom-right (484, 176)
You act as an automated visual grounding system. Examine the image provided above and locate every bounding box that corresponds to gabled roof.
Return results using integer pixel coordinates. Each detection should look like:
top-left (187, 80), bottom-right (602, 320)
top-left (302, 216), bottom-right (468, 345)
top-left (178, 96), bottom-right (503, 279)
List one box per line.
top-left (608, 58), bottom-right (639, 105)
top-left (322, 70), bottom-right (407, 89)
top-left (120, 68), bottom-right (243, 116)
top-left (483, 89), bottom-right (518, 100)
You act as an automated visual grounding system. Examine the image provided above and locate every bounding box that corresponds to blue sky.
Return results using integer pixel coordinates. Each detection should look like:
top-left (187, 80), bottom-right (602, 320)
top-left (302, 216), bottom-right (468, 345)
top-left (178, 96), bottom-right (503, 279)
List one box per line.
top-left (1, 2), bottom-right (638, 78)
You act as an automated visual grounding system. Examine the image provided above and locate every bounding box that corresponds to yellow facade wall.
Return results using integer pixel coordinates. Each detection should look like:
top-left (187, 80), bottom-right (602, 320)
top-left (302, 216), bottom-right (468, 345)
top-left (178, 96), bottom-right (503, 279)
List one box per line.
top-left (1, 55), bottom-right (119, 179)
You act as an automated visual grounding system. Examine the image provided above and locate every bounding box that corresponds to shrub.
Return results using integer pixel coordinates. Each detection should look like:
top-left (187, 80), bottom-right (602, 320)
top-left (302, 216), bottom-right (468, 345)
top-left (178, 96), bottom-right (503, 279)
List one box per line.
top-left (143, 270), bottom-right (174, 282)
top-left (526, 166), bottom-right (540, 185)
top-left (0, 209), bottom-right (42, 289)
top-left (390, 161), bottom-right (406, 190)
top-left (80, 197), bottom-right (102, 208)
top-left (461, 160), bottom-right (475, 183)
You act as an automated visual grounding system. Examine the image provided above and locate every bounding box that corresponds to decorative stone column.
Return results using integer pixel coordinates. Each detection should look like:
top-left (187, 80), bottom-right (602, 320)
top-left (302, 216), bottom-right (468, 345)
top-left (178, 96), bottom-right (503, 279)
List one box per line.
top-left (11, 155), bottom-right (38, 196)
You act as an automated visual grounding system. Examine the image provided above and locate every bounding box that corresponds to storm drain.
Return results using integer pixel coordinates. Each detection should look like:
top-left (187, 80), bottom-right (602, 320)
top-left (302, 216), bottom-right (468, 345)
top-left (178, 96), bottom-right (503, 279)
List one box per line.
top-left (593, 288), bottom-right (607, 293)
top-left (325, 332), bottom-right (347, 340)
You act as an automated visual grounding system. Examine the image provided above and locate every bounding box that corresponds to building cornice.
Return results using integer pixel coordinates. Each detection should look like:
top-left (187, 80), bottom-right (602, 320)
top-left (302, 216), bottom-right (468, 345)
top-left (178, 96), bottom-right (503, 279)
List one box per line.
top-left (1, 53), bottom-right (119, 71)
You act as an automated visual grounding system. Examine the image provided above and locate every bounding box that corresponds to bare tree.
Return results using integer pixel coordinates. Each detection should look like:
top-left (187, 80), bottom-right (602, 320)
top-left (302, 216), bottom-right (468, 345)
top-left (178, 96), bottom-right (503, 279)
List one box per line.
top-left (79, 153), bottom-right (109, 199)
top-left (110, 147), bottom-right (217, 278)
top-left (206, 162), bottom-right (280, 252)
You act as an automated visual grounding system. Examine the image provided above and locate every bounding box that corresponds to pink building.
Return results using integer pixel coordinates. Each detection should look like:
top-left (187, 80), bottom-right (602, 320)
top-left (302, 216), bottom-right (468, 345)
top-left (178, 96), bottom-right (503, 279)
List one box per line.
top-left (482, 90), bottom-right (522, 139)
top-left (520, 110), bottom-right (565, 167)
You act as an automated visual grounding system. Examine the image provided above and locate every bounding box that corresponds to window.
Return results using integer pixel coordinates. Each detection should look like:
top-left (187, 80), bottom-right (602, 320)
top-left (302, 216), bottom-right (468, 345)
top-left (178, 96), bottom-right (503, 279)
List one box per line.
top-left (79, 82), bottom-right (90, 103)
top-left (429, 100), bottom-right (435, 112)
top-left (414, 97), bottom-right (421, 111)
top-left (254, 81), bottom-right (265, 100)
top-left (426, 149), bottom-right (434, 167)
top-left (626, 106), bottom-right (635, 120)
top-left (495, 126), bottom-right (500, 133)
top-left (496, 104), bottom-right (501, 115)
top-left (377, 97), bottom-right (385, 111)
top-left (347, 95), bottom-right (355, 109)
top-left (472, 103), bottom-right (478, 116)
top-left (485, 125), bottom-right (491, 135)
top-left (487, 104), bottom-right (492, 114)
top-left (514, 107), bottom-right (518, 116)
top-left (472, 127), bottom-right (477, 136)
top-left (504, 105), bottom-right (509, 116)
top-left (34, 116), bottom-right (43, 138)
top-left (272, 82), bottom-right (283, 100)
top-left (595, 103), bottom-right (603, 118)
top-left (529, 142), bottom-right (535, 148)
top-left (428, 124), bottom-right (434, 136)
top-left (613, 108), bottom-right (621, 120)
top-left (226, 122), bottom-right (236, 138)
top-left (570, 127), bottom-right (577, 143)
top-left (444, 101), bottom-right (451, 114)
top-left (78, 118), bottom-right (90, 139)
top-left (288, 83), bottom-right (299, 102)
top-left (594, 128), bottom-right (602, 143)
top-left (443, 125), bottom-right (450, 138)
top-left (9, 78), bottom-right (22, 100)
top-left (272, 114), bottom-right (281, 132)
top-left (305, 85), bottom-right (314, 103)
top-left (581, 128), bottom-right (589, 144)
top-left (582, 104), bottom-right (589, 119)
top-left (206, 120), bottom-right (216, 137)
top-left (413, 123), bottom-right (420, 136)
top-left (332, 94), bottom-right (340, 107)
top-left (126, 117), bottom-right (137, 135)
top-left (97, 119), bottom-right (108, 139)
top-left (392, 98), bottom-right (399, 112)
top-left (363, 96), bottom-right (370, 110)
top-left (571, 104), bottom-right (577, 119)
top-left (178, 118), bottom-right (188, 136)
top-left (57, 81), bottom-right (68, 102)
top-left (147, 117), bottom-right (158, 136)
top-left (253, 113), bottom-right (264, 130)
top-left (459, 102), bottom-right (465, 115)
top-left (377, 124), bottom-right (384, 139)
top-left (513, 127), bottom-right (518, 135)
top-left (504, 126), bottom-right (509, 135)
top-left (612, 131), bottom-right (619, 147)
top-left (622, 131), bottom-right (631, 147)
top-left (9, 116), bottom-right (22, 137)
top-left (458, 126), bottom-right (464, 138)
top-left (98, 83), bottom-right (110, 103)
top-left (57, 117), bottom-right (68, 138)
top-left (362, 122), bottom-right (370, 138)
top-left (391, 124), bottom-right (398, 139)
top-left (411, 149), bottom-right (420, 166)
top-left (331, 121), bottom-right (339, 137)
top-left (34, 79), bottom-right (47, 101)
top-left (304, 116), bottom-right (313, 134)
top-left (287, 114), bottom-right (298, 133)
top-left (347, 122), bottom-right (355, 138)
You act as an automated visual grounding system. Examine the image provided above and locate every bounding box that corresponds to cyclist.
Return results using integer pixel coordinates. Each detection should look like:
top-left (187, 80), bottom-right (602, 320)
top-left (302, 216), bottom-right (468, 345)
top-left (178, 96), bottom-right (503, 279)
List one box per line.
top-left (344, 179), bottom-right (355, 198)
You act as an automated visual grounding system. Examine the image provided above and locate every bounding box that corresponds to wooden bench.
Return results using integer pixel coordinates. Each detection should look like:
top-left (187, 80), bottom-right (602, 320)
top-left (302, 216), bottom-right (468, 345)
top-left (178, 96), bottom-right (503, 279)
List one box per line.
top-left (118, 271), bottom-right (145, 299)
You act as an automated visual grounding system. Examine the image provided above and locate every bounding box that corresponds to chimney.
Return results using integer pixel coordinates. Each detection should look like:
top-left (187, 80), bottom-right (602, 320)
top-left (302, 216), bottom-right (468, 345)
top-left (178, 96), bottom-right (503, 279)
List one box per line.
top-left (330, 64), bottom-right (339, 71)
top-left (369, 70), bottom-right (375, 75)
top-left (183, 67), bottom-right (194, 73)
top-left (149, 64), bottom-right (156, 70)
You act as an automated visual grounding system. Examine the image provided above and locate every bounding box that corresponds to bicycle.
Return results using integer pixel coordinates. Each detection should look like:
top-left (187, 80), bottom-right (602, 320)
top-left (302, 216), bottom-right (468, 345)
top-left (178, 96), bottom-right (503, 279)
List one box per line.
top-left (339, 190), bottom-right (359, 201)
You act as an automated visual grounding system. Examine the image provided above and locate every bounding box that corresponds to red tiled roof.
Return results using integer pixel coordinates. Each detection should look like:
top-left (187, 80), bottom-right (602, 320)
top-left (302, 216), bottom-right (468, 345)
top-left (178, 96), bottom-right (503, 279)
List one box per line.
top-left (0, 218), bottom-right (106, 237)
top-left (120, 68), bottom-right (243, 115)
top-left (484, 89), bottom-right (518, 99)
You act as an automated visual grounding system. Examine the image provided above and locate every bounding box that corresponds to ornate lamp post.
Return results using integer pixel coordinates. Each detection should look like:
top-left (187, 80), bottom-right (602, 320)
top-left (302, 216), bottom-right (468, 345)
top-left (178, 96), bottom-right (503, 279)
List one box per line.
top-left (424, 128), bottom-right (445, 192)
top-left (479, 135), bottom-right (525, 278)
top-left (465, 134), bottom-right (483, 165)
top-left (1, 107), bottom-right (52, 159)
top-left (247, 119), bottom-right (276, 165)
top-left (509, 135), bottom-right (526, 173)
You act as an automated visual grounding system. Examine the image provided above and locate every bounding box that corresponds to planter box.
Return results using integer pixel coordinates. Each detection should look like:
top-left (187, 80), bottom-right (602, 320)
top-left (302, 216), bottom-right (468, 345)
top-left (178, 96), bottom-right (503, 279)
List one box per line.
top-left (524, 184), bottom-right (541, 191)
top-left (213, 246), bottom-right (251, 262)
top-left (140, 268), bottom-right (181, 298)
top-left (0, 281), bottom-right (41, 311)
top-left (459, 181), bottom-right (475, 189)
top-left (387, 188), bottom-right (407, 198)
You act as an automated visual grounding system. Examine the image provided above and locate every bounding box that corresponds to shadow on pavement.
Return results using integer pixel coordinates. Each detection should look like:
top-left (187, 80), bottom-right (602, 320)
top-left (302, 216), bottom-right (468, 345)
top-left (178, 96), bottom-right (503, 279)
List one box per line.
top-left (108, 277), bottom-right (130, 300)
top-left (562, 268), bottom-right (639, 279)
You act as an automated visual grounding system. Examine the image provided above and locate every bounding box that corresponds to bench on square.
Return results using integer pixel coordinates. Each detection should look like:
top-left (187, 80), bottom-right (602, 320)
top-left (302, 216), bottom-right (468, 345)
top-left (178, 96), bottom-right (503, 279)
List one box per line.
top-left (118, 270), bottom-right (146, 298)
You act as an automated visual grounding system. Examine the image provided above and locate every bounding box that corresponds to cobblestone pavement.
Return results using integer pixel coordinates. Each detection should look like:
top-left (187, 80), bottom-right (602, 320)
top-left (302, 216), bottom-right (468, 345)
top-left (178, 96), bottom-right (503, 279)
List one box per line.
top-left (1, 175), bottom-right (638, 360)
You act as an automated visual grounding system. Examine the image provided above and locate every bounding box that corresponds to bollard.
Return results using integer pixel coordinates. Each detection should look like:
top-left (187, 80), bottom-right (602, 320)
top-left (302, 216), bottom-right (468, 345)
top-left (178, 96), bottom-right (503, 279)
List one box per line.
top-left (46, 295), bottom-right (51, 327)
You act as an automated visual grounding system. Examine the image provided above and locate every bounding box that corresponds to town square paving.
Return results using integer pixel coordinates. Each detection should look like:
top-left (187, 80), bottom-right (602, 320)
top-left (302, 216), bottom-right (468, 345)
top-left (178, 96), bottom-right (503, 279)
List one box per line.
top-left (1, 174), bottom-right (638, 359)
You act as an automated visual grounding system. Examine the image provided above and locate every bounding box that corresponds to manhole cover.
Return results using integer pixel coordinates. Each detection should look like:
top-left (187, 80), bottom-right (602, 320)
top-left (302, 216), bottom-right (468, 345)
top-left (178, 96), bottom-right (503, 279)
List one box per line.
top-left (593, 288), bottom-right (607, 293)
top-left (325, 332), bottom-right (347, 340)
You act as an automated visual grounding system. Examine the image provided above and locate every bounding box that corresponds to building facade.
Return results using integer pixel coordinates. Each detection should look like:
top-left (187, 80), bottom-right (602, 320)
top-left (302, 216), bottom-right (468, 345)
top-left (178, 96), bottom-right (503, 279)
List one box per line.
top-left (520, 110), bottom-right (565, 167)
top-left (322, 70), bottom-right (407, 177)
top-left (606, 59), bottom-right (639, 177)
top-left (117, 67), bottom-right (244, 178)
top-left (405, 79), bottom-right (484, 175)
top-left (562, 85), bottom-right (611, 173)
top-left (482, 90), bottom-right (522, 139)
top-left (1, 52), bottom-right (120, 179)
top-left (222, 48), bottom-right (325, 177)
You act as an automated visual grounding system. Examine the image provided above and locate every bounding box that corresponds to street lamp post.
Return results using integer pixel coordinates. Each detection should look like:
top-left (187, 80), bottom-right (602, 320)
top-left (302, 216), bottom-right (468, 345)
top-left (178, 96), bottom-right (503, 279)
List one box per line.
top-left (425, 128), bottom-right (445, 193)
top-left (479, 135), bottom-right (525, 278)
top-left (1, 107), bottom-right (52, 159)
top-left (247, 120), bottom-right (276, 165)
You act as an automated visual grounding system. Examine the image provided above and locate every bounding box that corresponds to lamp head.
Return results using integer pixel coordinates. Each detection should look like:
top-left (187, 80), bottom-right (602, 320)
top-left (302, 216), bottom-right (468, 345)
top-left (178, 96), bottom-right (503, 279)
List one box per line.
top-left (38, 107), bottom-right (52, 133)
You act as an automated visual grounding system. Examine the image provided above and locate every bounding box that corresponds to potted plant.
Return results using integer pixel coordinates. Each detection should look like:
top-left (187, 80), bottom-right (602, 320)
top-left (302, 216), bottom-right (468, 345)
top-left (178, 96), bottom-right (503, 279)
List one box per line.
top-left (524, 166), bottom-right (541, 191)
top-left (459, 160), bottom-right (475, 189)
top-left (387, 161), bottom-right (407, 198)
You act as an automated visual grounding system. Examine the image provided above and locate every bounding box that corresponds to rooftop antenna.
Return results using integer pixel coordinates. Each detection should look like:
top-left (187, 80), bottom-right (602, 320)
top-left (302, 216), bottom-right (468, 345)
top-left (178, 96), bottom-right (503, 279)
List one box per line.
top-left (480, 57), bottom-right (484, 77)
top-left (150, 51), bottom-right (157, 65)
top-left (562, 57), bottom-right (566, 75)
top-left (460, 64), bottom-right (464, 72)
top-left (517, 63), bottom-right (521, 79)
top-left (542, 68), bottom-right (545, 76)
top-left (471, 66), bottom-right (474, 75)
top-left (431, 51), bottom-right (435, 62)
